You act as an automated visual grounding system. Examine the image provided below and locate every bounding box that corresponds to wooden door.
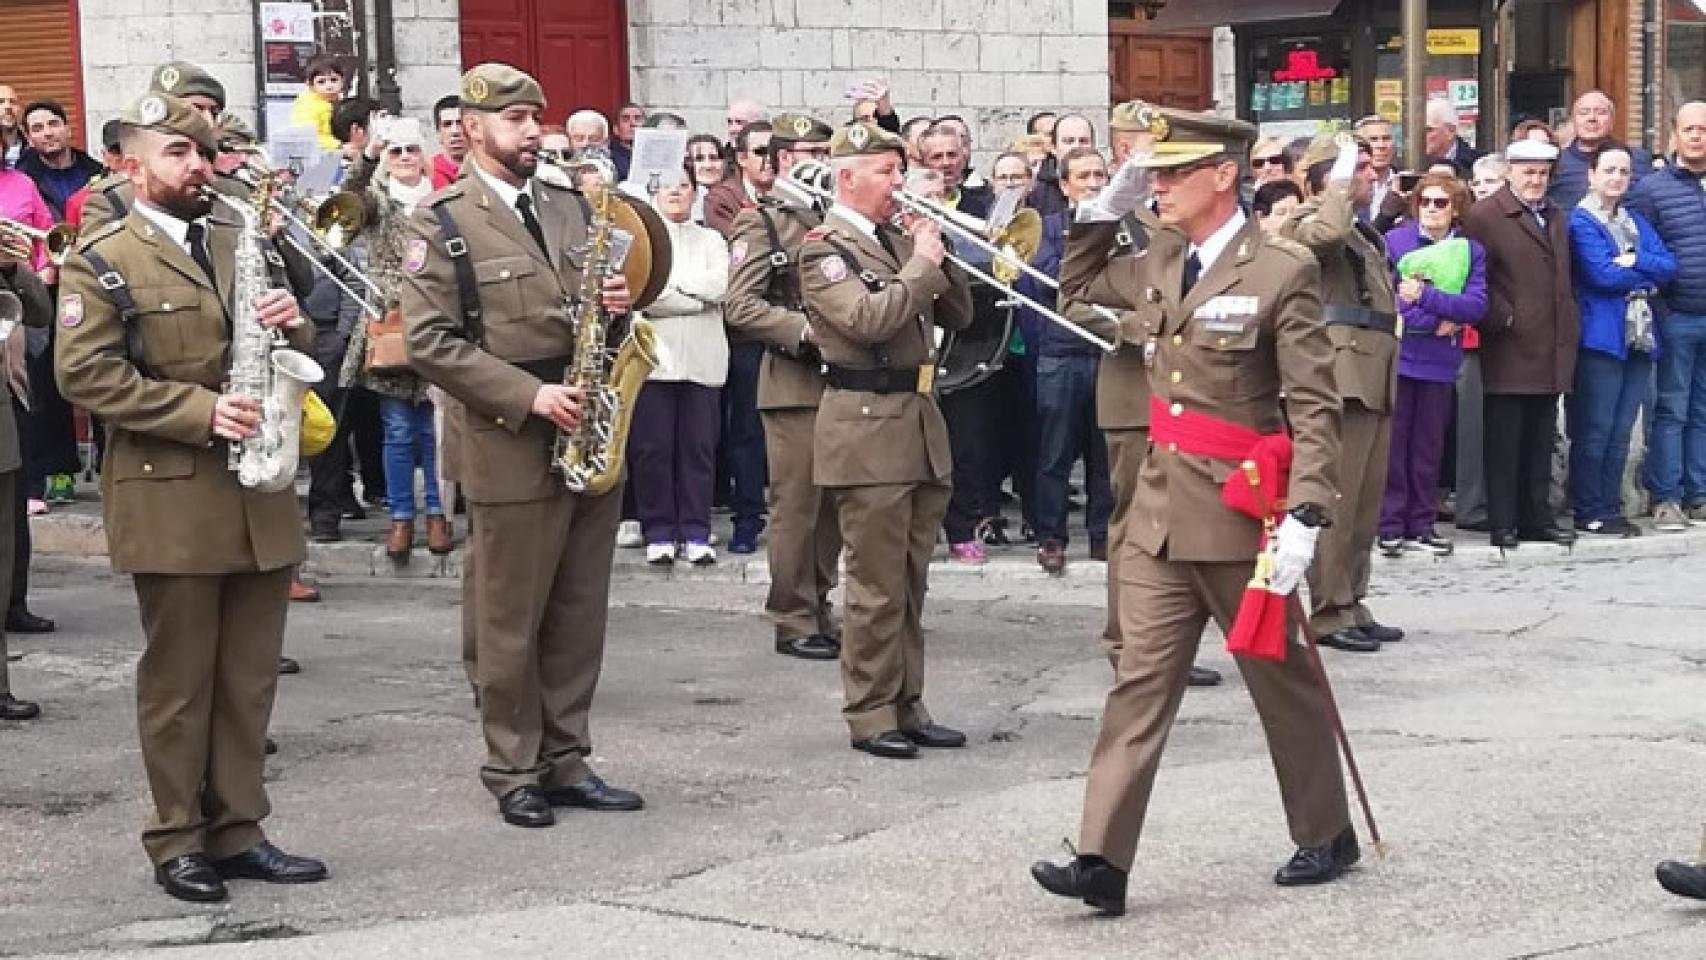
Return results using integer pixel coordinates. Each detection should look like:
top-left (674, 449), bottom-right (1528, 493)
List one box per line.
top-left (1109, 23), bottom-right (1212, 109)
top-left (10, 0), bottom-right (85, 146)
top-left (459, 0), bottom-right (629, 118)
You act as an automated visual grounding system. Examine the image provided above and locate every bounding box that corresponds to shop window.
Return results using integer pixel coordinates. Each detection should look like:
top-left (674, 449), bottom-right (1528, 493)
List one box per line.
top-left (1248, 34), bottom-right (1354, 138)
top-left (1668, 1), bottom-right (1706, 127)
top-left (1372, 29), bottom-right (1484, 148)
top-left (1508, 0), bottom-right (1572, 130)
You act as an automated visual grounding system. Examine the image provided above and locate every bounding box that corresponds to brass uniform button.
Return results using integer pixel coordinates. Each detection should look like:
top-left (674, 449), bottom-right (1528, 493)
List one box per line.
top-left (1169, 402), bottom-right (1183, 416)
top-left (499, 269), bottom-right (512, 279)
top-left (1171, 334), bottom-right (1184, 346)
top-left (142, 463), bottom-right (154, 474)
top-left (1170, 371), bottom-right (1182, 383)
top-left (1217, 336), bottom-right (1228, 347)
top-left (494, 416), bottom-right (506, 427)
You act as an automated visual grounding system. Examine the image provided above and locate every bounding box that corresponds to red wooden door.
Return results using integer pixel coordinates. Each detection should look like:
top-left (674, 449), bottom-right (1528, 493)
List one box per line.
top-left (459, 0), bottom-right (629, 118)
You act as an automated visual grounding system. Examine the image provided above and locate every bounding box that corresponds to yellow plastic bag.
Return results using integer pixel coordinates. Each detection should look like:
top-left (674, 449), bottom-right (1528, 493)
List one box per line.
top-left (300, 390), bottom-right (336, 457)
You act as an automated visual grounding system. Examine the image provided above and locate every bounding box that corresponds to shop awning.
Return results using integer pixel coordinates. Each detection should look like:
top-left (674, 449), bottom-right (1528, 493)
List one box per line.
top-left (1147, 0), bottom-right (1344, 32)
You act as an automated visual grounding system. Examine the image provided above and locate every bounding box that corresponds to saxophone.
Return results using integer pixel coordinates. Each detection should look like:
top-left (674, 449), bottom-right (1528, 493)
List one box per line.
top-left (551, 179), bottom-right (657, 494)
top-left (212, 171), bottom-right (326, 493)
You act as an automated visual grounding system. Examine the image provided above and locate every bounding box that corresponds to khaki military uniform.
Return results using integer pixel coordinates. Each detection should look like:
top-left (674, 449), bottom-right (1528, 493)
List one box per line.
top-left (1057, 214), bottom-right (1350, 871)
top-left (799, 209), bottom-right (972, 739)
top-left (398, 171), bottom-right (622, 800)
top-left (1062, 208), bottom-right (1159, 660)
top-left (55, 210), bottom-right (312, 865)
top-left (1282, 181), bottom-right (1399, 635)
top-left (723, 197), bottom-right (842, 644)
top-left (0, 267), bottom-right (52, 700)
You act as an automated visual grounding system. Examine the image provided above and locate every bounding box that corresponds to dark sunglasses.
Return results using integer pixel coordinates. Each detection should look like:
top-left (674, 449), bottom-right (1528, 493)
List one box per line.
top-left (1418, 195), bottom-right (1453, 210)
top-left (689, 152), bottom-right (724, 163)
top-left (1250, 155), bottom-right (1284, 169)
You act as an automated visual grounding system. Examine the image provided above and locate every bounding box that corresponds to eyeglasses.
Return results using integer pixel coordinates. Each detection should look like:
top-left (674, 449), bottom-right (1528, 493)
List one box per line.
top-left (745, 145), bottom-right (769, 158)
top-left (993, 173), bottom-right (1031, 184)
top-left (385, 145), bottom-right (421, 156)
top-left (689, 152), bottom-right (724, 163)
top-left (1418, 195), bottom-right (1453, 210)
top-left (1250, 155), bottom-right (1284, 169)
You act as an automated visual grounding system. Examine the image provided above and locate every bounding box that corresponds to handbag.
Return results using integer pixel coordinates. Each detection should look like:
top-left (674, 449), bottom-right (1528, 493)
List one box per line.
top-left (363, 308), bottom-right (412, 373)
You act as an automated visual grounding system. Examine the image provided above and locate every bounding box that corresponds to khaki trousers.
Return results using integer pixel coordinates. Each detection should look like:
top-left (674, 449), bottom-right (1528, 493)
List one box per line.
top-left (833, 481), bottom-right (950, 740)
top-left (760, 408), bottom-right (841, 641)
top-left (469, 486), bottom-right (621, 798)
top-left (1308, 400), bottom-right (1390, 634)
top-left (1100, 428), bottom-right (1147, 662)
top-left (1078, 549), bottom-right (1350, 871)
top-left (133, 566), bottom-right (292, 865)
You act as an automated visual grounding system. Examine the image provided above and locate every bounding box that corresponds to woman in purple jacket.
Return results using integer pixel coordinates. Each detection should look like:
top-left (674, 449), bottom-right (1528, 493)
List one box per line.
top-left (1380, 173), bottom-right (1489, 555)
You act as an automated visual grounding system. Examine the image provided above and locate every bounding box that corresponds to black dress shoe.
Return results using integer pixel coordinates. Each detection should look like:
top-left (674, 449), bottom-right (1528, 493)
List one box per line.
top-left (1031, 854), bottom-right (1128, 916)
top-left (498, 785), bottom-right (555, 827)
top-left (1360, 620), bottom-right (1404, 643)
top-left (1490, 529), bottom-right (1520, 549)
top-left (310, 526), bottom-right (344, 544)
top-left (155, 854), bottom-right (228, 902)
top-left (1458, 519), bottom-right (1492, 533)
top-left (1275, 826), bottom-right (1360, 885)
top-left (1519, 525), bottom-right (1577, 545)
top-left (1319, 627), bottom-right (1381, 653)
top-left (277, 656), bottom-right (301, 675)
top-left (1657, 860), bottom-right (1706, 900)
top-left (851, 730), bottom-right (918, 759)
top-left (1187, 665), bottom-right (1222, 687)
top-left (775, 634), bottom-right (840, 660)
top-left (543, 775), bottom-right (644, 811)
top-left (901, 724), bottom-right (966, 748)
top-left (0, 695), bottom-right (40, 720)
top-left (213, 842), bottom-right (328, 883)
top-left (5, 611), bottom-right (53, 633)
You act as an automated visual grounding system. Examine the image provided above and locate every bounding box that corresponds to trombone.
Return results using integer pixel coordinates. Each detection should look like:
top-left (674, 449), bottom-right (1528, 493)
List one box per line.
top-left (787, 161), bottom-right (1116, 354)
top-left (0, 217), bottom-right (78, 266)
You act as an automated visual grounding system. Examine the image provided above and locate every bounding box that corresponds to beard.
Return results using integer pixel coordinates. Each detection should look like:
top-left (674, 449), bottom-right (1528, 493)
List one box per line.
top-left (490, 141), bottom-right (538, 182)
top-left (143, 170), bottom-right (214, 222)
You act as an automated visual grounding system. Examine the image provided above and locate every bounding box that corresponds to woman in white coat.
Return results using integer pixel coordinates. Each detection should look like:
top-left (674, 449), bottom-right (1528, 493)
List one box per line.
top-left (630, 176), bottom-right (731, 564)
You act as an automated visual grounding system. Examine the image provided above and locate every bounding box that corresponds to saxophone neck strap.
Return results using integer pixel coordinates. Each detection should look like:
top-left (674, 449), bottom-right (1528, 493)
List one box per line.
top-left (431, 202), bottom-right (484, 346)
top-left (78, 248), bottom-right (153, 379)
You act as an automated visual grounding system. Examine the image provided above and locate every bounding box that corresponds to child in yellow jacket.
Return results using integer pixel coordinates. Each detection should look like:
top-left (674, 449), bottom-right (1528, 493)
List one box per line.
top-left (290, 54), bottom-right (346, 150)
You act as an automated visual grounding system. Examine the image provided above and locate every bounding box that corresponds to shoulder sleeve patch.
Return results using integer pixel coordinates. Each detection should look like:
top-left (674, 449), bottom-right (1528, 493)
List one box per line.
top-left (819, 254), bottom-right (848, 283)
top-left (404, 237), bottom-right (430, 273)
top-left (59, 293), bottom-right (83, 328)
top-left (729, 239), bottom-right (748, 268)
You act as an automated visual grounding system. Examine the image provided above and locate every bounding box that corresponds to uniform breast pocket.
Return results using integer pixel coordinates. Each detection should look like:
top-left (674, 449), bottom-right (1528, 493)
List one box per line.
top-left (474, 256), bottom-right (538, 322)
top-left (109, 436), bottom-right (197, 482)
top-left (128, 284), bottom-right (205, 367)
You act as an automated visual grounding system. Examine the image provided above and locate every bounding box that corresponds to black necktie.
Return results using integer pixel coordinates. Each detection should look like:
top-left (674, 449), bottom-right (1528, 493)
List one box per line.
top-left (875, 225), bottom-right (899, 261)
top-left (1181, 250), bottom-right (1202, 298)
top-left (185, 222), bottom-right (216, 286)
top-left (515, 193), bottom-right (548, 257)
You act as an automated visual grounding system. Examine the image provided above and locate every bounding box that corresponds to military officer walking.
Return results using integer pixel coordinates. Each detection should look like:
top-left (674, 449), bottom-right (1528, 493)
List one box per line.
top-left (723, 113), bottom-right (842, 661)
top-left (1285, 134), bottom-right (1403, 653)
top-left (1032, 110), bottom-right (1356, 915)
top-left (797, 122), bottom-right (973, 759)
top-left (399, 65), bottom-right (643, 827)
top-left (1075, 99), bottom-right (1220, 688)
top-left (55, 95), bottom-right (328, 902)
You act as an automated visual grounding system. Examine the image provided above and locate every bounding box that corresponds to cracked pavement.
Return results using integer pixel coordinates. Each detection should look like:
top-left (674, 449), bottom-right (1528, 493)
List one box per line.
top-left (2, 548), bottom-right (1706, 958)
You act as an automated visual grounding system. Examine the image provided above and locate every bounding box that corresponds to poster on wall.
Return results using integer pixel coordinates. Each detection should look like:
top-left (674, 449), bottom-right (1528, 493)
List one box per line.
top-left (253, 0), bottom-right (364, 149)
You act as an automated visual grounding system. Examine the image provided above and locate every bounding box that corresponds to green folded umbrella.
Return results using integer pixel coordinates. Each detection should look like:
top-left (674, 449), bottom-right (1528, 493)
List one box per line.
top-left (1396, 236), bottom-right (1471, 295)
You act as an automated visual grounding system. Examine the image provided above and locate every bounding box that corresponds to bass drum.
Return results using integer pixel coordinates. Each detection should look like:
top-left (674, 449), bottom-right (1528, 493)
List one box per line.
top-left (936, 279), bottom-right (1013, 395)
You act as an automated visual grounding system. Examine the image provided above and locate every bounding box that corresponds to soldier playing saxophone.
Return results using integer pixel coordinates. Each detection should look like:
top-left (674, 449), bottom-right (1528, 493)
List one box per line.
top-left (398, 64), bottom-right (644, 828)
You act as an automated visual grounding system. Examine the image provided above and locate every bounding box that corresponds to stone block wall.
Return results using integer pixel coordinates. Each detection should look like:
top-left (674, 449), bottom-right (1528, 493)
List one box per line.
top-left (628, 0), bottom-right (1113, 169)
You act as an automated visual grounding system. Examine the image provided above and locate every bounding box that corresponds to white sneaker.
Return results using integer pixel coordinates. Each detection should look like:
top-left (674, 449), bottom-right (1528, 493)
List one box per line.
top-left (646, 542), bottom-right (675, 564)
top-left (682, 541), bottom-right (716, 565)
top-left (1654, 501), bottom-right (1689, 533)
top-left (617, 520), bottom-right (644, 548)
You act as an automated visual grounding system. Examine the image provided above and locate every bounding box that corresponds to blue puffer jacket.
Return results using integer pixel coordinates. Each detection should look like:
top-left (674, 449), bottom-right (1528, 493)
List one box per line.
top-left (1626, 163), bottom-right (1706, 317)
top-left (1568, 205), bottom-right (1677, 359)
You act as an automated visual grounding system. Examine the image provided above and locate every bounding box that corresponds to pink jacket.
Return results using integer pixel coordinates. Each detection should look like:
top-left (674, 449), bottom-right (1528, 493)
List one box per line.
top-left (0, 169), bottom-right (56, 271)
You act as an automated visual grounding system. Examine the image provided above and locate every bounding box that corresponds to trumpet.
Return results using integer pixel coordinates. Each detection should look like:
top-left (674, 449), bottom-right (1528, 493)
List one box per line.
top-left (0, 217), bottom-right (77, 266)
top-left (786, 161), bottom-right (1115, 353)
top-left (303, 191), bottom-right (367, 252)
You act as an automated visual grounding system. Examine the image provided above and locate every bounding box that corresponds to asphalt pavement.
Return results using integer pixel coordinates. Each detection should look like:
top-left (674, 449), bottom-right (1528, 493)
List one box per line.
top-left (3, 531), bottom-right (1706, 958)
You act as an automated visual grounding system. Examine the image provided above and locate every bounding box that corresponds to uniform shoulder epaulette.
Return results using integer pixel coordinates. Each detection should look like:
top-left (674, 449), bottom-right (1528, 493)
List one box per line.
top-left (90, 171), bottom-right (125, 191)
top-left (536, 176), bottom-right (574, 195)
top-left (1263, 233), bottom-right (1316, 263)
top-left (73, 219), bottom-right (125, 253)
top-left (428, 182), bottom-right (468, 206)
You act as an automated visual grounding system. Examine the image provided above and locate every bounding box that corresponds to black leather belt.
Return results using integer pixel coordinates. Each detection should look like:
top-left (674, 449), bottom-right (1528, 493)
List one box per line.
top-left (513, 355), bottom-right (574, 383)
top-left (1323, 305), bottom-right (1397, 333)
top-left (824, 365), bottom-right (923, 394)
